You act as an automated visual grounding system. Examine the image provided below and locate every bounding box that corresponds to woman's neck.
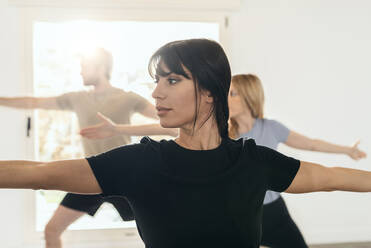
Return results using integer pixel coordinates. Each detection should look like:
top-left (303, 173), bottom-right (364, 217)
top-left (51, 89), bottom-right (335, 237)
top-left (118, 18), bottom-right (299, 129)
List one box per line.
top-left (234, 113), bottom-right (256, 136)
top-left (176, 119), bottom-right (221, 150)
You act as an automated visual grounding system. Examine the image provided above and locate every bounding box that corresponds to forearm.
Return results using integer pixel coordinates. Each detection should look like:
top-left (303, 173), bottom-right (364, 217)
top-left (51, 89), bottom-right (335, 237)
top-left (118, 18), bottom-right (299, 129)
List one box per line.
top-left (0, 159), bottom-right (101, 193)
top-left (0, 162), bottom-right (45, 190)
top-left (329, 167), bottom-right (371, 192)
top-left (116, 124), bottom-right (177, 137)
top-left (310, 139), bottom-right (350, 155)
top-left (0, 160), bottom-right (42, 166)
top-left (0, 97), bottom-right (36, 109)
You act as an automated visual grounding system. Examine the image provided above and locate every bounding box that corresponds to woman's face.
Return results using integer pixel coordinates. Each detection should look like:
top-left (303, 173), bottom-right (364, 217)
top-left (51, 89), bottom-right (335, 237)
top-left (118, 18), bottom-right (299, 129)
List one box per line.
top-left (228, 83), bottom-right (246, 119)
top-left (152, 63), bottom-right (209, 130)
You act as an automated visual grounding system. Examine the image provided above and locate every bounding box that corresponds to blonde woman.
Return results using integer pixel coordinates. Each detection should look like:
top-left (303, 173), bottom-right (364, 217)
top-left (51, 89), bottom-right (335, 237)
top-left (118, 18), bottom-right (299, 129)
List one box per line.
top-left (229, 74), bottom-right (366, 248)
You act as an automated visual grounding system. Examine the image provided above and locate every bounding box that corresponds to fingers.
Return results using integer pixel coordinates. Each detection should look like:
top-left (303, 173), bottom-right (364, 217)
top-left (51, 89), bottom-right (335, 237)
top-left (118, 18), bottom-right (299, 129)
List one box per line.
top-left (350, 140), bottom-right (367, 161)
top-left (79, 129), bottom-right (105, 139)
top-left (355, 148), bottom-right (367, 159)
top-left (81, 134), bottom-right (101, 139)
top-left (352, 150), bottom-right (367, 160)
top-left (79, 122), bottom-right (105, 134)
top-left (360, 151), bottom-right (367, 158)
top-left (80, 127), bottom-right (99, 135)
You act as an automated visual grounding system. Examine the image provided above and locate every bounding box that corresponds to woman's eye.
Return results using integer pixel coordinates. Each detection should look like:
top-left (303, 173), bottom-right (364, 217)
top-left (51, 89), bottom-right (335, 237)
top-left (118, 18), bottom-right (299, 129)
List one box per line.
top-left (168, 78), bottom-right (179, 84)
top-left (154, 76), bottom-right (159, 84)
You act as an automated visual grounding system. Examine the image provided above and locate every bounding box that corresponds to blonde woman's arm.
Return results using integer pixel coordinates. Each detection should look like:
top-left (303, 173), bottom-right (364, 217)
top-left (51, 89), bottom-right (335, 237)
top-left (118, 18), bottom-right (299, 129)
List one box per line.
top-left (285, 131), bottom-right (366, 160)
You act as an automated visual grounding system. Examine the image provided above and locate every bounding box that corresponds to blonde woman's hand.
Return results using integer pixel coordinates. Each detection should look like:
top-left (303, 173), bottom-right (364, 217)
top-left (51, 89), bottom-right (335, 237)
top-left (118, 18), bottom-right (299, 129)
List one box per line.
top-left (80, 112), bottom-right (118, 139)
top-left (347, 140), bottom-right (367, 160)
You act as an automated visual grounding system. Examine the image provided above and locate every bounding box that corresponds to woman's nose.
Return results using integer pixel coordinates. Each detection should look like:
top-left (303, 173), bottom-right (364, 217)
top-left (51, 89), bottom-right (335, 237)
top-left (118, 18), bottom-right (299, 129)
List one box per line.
top-left (152, 80), bottom-right (165, 100)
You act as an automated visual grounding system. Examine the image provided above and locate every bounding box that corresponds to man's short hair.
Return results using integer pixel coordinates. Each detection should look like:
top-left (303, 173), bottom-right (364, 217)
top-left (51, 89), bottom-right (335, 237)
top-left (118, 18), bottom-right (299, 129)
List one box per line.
top-left (81, 48), bottom-right (113, 80)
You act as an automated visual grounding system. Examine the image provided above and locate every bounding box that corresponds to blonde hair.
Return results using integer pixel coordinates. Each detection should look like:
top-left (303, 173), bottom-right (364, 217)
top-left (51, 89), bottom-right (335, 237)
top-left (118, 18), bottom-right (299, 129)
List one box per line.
top-left (229, 74), bottom-right (265, 139)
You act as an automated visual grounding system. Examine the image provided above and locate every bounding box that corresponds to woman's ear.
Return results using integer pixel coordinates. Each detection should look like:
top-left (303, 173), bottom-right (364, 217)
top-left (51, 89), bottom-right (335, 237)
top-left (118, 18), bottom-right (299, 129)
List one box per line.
top-left (202, 90), bottom-right (214, 104)
top-left (206, 94), bottom-right (214, 104)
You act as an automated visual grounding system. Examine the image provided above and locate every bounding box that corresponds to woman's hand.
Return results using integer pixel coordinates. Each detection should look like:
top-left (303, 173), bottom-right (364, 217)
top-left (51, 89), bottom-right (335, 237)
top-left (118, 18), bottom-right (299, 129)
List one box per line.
top-left (80, 112), bottom-right (119, 139)
top-left (347, 140), bottom-right (367, 160)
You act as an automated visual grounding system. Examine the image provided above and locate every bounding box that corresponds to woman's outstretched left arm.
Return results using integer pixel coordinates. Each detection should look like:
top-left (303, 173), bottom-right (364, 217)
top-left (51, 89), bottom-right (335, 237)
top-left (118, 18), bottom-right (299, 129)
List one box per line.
top-left (0, 159), bottom-right (101, 194)
top-left (286, 161), bottom-right (371, 193)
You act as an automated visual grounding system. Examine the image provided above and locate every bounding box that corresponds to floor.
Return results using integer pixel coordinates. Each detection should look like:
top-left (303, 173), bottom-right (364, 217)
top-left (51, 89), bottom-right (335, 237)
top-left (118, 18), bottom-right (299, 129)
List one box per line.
top-left (261, 243), bottom-right (371, 248)
top-left (311, 243), bottom-right (371, 248)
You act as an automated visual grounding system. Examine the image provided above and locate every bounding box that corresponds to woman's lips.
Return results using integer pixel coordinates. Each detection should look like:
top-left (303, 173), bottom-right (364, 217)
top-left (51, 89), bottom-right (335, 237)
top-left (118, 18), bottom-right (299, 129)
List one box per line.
top-left (156, 106), bottom-right (172, 116)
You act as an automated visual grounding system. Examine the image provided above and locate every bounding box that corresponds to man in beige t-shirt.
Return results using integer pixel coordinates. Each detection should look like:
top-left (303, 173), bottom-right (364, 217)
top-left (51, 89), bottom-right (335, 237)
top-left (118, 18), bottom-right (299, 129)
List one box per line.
top-left (56, 87), bottom-right (148, 156)
top-left (0, 48), bottom-right (157, 248)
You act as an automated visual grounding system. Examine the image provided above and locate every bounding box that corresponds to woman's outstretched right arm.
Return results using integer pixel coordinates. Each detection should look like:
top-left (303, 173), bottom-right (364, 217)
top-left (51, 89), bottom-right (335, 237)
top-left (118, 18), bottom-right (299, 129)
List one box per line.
top-left (0, 159), bottom-right (102, 194)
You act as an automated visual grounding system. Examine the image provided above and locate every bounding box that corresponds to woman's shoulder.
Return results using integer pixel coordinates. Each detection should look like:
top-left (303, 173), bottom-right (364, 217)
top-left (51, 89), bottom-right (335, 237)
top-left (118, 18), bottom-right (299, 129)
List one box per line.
top-left (259, 118), bottom-right (288, 131)
top-left (258, 118), bottom-right (282, 126)
top-left (230, 136), bottom-right (278, 161)
top-left (97, 137), bottom-right (165, 159)
top-left (225, 137), bottom-right (258, 158)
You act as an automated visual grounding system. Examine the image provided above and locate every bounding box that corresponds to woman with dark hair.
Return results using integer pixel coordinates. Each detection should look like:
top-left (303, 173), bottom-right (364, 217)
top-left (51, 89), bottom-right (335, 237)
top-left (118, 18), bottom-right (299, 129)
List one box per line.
top-left (1, 39), bottom-right (371, 248)
top-left (229, 74), bottom-right (366, 248)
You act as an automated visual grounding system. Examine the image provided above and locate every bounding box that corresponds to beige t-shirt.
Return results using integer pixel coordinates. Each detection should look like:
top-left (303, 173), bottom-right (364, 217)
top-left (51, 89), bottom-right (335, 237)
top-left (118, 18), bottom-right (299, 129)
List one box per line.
top-left (56, 87), bottom-right (148, 156)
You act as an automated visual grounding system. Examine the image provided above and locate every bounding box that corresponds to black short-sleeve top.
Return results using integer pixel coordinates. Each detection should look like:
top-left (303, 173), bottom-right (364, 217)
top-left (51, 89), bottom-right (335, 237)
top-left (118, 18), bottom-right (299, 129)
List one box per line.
top-left (87, 137), bottom-right (300, 248)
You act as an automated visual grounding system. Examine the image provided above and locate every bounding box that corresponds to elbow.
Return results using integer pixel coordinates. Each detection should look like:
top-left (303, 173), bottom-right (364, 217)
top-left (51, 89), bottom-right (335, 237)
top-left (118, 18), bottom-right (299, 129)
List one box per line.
top-left (29, 165), bottom-right (57, 191)
top-left (309, 166), bottom-right (337, 192)
top-left (36, 176), bottom-right (58, 191)
top-left (319, 167), bottom-right (338, 192)
top-left (321, 184), bottom-right (336, 192)
top-left (306, 138), bottom-right (318, 151)
top-left (30, 180), bottom-right (50, 191)
top-left (312, 181), bottom-right (335, 192)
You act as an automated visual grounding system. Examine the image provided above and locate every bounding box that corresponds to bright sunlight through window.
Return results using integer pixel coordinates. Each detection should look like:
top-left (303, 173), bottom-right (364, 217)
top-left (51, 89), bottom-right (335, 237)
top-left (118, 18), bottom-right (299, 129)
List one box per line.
top-left (34, 20), bottom-right (219, 231)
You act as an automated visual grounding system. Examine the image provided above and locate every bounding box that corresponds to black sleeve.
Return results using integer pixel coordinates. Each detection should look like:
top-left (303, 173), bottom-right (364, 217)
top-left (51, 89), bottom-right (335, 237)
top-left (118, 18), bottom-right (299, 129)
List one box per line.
top-left (86, 142), bottom-right (146, 197)
top-left (256, 145), bottom-right (300, 192)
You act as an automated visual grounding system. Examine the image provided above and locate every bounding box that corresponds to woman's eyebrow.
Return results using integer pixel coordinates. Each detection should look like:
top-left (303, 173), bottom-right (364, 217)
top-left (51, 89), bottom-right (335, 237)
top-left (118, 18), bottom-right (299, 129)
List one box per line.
top-left (168, 73), bottom-right (182, 77)
top-left (155, 69), bottom-right (172, 77)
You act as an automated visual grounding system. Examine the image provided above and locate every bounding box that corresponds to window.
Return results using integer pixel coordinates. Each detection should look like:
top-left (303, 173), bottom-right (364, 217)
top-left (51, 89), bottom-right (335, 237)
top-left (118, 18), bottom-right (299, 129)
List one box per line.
top-left (33, 20), bottom-right (220, 231)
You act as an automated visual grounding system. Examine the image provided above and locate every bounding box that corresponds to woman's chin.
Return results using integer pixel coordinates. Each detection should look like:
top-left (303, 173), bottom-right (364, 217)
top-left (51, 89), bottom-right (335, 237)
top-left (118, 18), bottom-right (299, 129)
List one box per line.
top-left (159, 120), bottom-right (177, 129)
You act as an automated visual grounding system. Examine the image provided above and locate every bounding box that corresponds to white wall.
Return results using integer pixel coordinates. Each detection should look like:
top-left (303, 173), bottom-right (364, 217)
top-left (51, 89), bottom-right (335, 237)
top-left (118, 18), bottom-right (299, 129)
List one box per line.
top-left (226, 0), bottom-right (371, 244)
top-left (1, 0), bottom-right (371, 246)
top-left (0, 0), bottom-right (34, 247)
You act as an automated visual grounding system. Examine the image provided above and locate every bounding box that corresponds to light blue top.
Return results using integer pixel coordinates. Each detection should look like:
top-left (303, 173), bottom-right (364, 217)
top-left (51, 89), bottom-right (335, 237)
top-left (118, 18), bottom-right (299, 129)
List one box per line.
top-left (239, 118), bottom-right (290, 204)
